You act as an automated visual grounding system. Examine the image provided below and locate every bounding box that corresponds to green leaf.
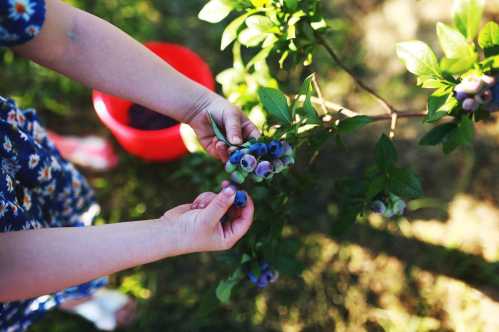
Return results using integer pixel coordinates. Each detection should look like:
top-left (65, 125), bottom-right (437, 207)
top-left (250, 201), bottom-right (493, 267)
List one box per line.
top-left (257, 87), bottom-right (292, 126)
top-left (284, 0), bottom-right (298, 11)
top-left (238, 27), bottom-right (268, 47)
top-left (297, 75), bottom-right (321, 124)
top-left (246, 46), bottom-right (273, 68)
top-left (198, 0), bottom-right (233, 23)
top-left (338, 116), bottom-right (373, 133)
top-left (207, 112), bottom-right (236, 146)
top-left (216, 269), bottom-right (242, 303)
top-left (437, 22), bottom-right (475, 59)
top-left (478, 22), bottom-right (499, 57)
top-left (452, 0), bottom-right (485, 40)
top-left (388, 167), bottom-right (423, 199)
top-left (366, 175), bottom-right (386, 200)
top-left (221, 13), bottom-right (251, 50)
top-left (419, 122), bottom-right (457, 145)
top-left (245, 15), bottom-right (274, 32)
top-left (440, 56), bottom-right (476, 75)
top-left (442, 117), bottom-right (474, 154)
top-left (425, 91), bottom-right (457, 123)
top-left (396, 41), bottom-right (441, 79)
top-left (375, 134), bottom-right (398, 172)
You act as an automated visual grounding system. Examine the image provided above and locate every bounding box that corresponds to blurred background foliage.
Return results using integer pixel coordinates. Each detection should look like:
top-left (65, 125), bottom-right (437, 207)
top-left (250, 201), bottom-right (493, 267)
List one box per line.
top-left (1, 0), bottom-right (499, 331)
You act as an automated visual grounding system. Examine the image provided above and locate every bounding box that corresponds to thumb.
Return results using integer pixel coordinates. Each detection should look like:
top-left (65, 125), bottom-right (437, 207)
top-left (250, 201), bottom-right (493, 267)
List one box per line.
top-left (202, 186), bottom-right (236, 225)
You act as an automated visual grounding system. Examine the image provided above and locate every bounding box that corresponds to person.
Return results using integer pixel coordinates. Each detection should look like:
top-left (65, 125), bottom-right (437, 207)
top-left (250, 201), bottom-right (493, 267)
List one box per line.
top-left (0, 0), bottom-right (260, 331)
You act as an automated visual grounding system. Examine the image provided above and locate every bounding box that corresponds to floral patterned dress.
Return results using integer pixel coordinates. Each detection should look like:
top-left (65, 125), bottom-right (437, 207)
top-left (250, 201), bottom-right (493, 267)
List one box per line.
top-left (1, 1), bottom-right (107, 331)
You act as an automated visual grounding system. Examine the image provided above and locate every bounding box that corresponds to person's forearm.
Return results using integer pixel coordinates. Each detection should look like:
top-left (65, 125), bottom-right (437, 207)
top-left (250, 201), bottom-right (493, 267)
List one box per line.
top-left (0, 219), bottom-right (188, 302)
top-left (13, 0), bottom-right (215, 123)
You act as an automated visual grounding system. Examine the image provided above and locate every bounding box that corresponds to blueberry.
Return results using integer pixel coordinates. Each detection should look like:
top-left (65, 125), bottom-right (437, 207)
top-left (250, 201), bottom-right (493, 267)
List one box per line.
top-left (481, 75), bottom-right (496, 87)
top-left (493, 84), bottom-right (499, 106)
top-left (255, 160), bottom-right (273, 178)
top-left (454, 90), bottom-right (468, 101)
top-left (234, 191), bottom-right (247, 208)
top-left (229, 149), bottom-right (245, 164)
top-left (281, 141), bottom-right (293, 156)
top-left (282, 155), bottom-right (295, 166)
top-left (462, 98), bottom-right (479, 112)
top-left (371, 200), bottom-right (386, 214)
top-left (246, 261), bottom-right (279, 288)
top-left (393, 199), bottom-right (406, 216)
top-left (475, 89), bottom-right (493, 104)
top-left (268, 140), bottom-right (284, 158)
top-left (230, 170), bottom-right (247, 184)
top-left (249, 142), bottom-right (268, 156)
top-left (225, 160), bottom-right (237, 173)
top-left (247, 271), bottom-right (258, 285)
top-left (460, 76), bottom-right (483, 94)
top-left (272, 159), bottom-right (285, 173)
top-left (251, 174), bottom-right (264, 183)
top-left (240, 154), bottom-right (257, 172)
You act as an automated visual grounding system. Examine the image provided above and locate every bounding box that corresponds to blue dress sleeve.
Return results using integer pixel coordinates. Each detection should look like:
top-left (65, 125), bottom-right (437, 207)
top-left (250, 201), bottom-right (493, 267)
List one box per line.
top-left (0, 0), bottom-right (46, 47)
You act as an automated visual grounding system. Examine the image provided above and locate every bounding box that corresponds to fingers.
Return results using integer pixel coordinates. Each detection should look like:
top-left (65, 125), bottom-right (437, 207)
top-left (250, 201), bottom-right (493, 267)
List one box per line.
top-left (201, 186), bottom-right (236, 225)
top-left (222, 192), bottom-right (254, 246)
top-left (241, 115), bottom-right (261, 139)
top-left (191, 192), bottom-right (216, 209)
top-left (215, 141), bottom-right (229, 162)
top-left (223, 106), bottom-right (243, 146)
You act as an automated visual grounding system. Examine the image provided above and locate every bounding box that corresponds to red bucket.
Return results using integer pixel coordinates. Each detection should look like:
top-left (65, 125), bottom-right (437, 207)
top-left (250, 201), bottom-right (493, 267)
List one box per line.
top-left (92, 42), bottom-right (215, 161)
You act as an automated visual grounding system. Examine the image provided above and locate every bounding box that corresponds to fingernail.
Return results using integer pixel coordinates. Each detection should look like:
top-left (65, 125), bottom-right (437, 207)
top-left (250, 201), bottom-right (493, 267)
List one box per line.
top-left (198, 203), bottom-right (205, 208)
top-left (232, 136), bottom-right (242, 145)
top-left (223, 186), bottom-right (235, 197)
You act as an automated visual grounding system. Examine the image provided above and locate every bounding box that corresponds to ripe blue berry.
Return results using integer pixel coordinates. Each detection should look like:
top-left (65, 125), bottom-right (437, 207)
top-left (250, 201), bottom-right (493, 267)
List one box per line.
top-left (493, 84), bottom-right (499, 106)
top-left (247, 261), bottom-right (279, 288)
top-left (272, 159), bottom-right (285, 173)
top-left (229, 149), bottom-right (245, 165)
top-left (249, 142), bottom-right (268, 156)
top-left (371, 200), bottom-right (386, 214)
top-left (240, 154), bottom-right (257, 172)
top-left (282, 155), bottom-right (295, 166)
top-left (455, 90), bottom-right (468, 101)
top-left (475, 89), bottom-right (493, 104)
top-left (234, 190), bottom-right (247, 208)
top-left (462, 98), bottom-right (478, 112)
top-left (281, 141), bottom-right (293, 156)
top-left (268, 140), bottom-right (284, 158)
top-left (255, 160), bottom-right (273, 178)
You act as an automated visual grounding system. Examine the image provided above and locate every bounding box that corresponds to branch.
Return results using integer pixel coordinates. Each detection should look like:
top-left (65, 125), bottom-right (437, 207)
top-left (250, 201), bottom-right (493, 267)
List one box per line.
top-left (308, 96), bottom-right (426, 122)
top-left (314, 31), bottom-right (399, 115)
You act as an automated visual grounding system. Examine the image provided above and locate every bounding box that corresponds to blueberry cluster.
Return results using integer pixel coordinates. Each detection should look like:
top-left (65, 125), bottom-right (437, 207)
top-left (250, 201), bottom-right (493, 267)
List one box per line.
top-left (246, 262), bottom-right (279, 289)
top-left (370, 193), bottom-right (406, 218)
top-left (225, 140), bottom-right (295, 184)
top-left (454, 74), bottom-right (499, 113)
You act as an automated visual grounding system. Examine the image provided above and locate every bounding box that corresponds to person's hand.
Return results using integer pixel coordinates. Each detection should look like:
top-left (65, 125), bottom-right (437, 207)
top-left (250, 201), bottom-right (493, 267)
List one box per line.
top-left (187, 93), bottom-right (260, 161)
top-left (160, 184), bottom-right (254, 253)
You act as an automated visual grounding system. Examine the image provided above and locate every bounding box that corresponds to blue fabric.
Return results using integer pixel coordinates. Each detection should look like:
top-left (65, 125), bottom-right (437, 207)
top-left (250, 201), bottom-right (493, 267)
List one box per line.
top-left (0, 97), bottom-right (107, 332)
top-left (0, 0), bottom-right (46, 47)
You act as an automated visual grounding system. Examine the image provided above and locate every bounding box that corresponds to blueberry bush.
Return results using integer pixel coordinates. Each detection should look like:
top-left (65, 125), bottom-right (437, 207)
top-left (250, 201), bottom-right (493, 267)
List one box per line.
top-left (198, 0), bottom-right (498, 302)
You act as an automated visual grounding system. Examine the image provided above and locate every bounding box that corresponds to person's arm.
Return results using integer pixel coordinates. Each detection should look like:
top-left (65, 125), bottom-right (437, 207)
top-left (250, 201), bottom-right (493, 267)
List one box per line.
top-left (12, 0), bottom-right (258, 159)
top-left (0, 187), bottom-right (254, 302)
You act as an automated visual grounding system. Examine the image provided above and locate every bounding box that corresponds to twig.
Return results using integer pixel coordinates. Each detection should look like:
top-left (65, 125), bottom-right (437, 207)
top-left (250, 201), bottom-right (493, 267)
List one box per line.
top-left (308, 96), bottom-right (426, 122)
top-left (314, 31), bottom-right (398, 115)
top-left (311, 74), bottom-right (328, 115)
top-left (389, 112), bottom-right (398, 138)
